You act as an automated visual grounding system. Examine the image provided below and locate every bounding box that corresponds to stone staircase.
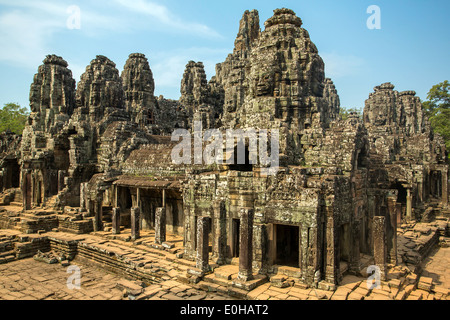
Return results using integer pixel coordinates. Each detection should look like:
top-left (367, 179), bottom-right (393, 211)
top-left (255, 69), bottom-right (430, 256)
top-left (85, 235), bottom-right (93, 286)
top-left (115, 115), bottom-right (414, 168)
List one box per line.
top-left (0, 233), bottom-right (16, 264)
top-left (195, 264), bottom-right (268, 299)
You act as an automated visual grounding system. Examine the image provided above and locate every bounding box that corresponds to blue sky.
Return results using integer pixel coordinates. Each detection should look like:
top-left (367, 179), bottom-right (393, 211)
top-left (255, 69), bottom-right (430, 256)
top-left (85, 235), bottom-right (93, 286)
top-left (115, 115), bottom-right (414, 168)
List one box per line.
top-left (0, 0), bottom-right (448, 112)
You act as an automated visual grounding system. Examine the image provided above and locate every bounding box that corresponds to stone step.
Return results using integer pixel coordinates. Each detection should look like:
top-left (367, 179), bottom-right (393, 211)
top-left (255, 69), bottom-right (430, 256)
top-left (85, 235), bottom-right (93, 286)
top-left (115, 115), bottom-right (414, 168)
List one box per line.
top-left (0, 254), bottom-right (15, 264)
top-left (0, 241), bottom-right (13, 252)
top-left (203, 273), bottom-right (232, 287)
top-left (277, 265), bottom-right (302, 278)
top-left (0, 250), bottom-right (16, 258)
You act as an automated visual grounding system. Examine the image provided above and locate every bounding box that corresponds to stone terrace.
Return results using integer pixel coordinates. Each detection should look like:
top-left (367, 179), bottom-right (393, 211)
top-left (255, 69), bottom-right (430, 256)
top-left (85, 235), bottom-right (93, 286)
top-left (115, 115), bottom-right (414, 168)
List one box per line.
top-left (1, 218), bottom-right (449, 300)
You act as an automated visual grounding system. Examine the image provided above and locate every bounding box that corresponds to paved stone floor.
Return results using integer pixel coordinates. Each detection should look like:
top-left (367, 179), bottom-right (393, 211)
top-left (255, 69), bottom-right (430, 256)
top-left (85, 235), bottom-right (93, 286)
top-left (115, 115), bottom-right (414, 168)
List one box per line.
top-left (0, 231), bottom-right (448, 300)
top-left (0, 257), bottom-right (232, 300)
top-left (0, 258), bottom-right (125, 300)
top-left (421, 246), bottom-right (450, 289)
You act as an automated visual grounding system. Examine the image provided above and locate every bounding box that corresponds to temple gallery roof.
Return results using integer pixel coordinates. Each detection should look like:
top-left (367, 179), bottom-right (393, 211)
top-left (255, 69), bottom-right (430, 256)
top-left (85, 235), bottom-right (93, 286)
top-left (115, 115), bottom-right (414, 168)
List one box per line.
top-left (113, 175), bottom-right (184, 190)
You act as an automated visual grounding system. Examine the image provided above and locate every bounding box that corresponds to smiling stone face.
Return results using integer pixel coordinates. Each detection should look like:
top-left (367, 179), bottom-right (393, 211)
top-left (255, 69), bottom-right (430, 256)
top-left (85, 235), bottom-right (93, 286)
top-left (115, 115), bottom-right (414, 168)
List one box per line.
top-left (255, 71), bottom-right (275, 97)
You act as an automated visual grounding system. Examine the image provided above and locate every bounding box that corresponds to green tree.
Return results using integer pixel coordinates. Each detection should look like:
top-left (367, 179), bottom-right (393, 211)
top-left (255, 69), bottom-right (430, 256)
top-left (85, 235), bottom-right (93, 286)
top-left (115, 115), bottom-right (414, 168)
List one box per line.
top-left (423, 81), bottom-right (450, 158)
top-left (0, 103), bottom-right (29, 135)
top-left (340, 107), bottom-right (362, 121)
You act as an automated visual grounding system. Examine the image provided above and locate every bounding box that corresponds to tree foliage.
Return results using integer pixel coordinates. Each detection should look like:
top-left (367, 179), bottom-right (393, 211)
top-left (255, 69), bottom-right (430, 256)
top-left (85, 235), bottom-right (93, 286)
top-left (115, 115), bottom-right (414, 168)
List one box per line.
top-left (423, 81), bottom-right (450, 158)
top-left (340, 107), bottom-right (362, 121)
top-left (0, 103), bottom-right (29, 135)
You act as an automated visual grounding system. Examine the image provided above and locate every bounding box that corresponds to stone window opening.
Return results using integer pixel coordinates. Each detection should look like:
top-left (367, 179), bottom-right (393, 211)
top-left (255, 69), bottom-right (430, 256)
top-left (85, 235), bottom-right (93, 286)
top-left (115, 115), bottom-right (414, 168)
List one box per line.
top-left (356, 145), bottom-right (368, 169)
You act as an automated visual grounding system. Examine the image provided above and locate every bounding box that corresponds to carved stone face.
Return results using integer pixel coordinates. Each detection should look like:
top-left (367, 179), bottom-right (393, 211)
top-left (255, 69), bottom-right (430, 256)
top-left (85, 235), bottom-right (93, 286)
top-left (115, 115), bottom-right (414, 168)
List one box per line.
top-left (309, 60), bottom-right (325, 96)
top-left (374, 112), bottom-right (387, 126)
top-left (256, 72), bottom-right (274, 96)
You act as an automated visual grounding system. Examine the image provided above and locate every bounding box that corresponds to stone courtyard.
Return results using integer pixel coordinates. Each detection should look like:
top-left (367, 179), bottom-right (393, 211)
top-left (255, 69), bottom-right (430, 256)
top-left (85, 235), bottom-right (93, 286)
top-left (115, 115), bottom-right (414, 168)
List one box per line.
top-left (1, 223), bottom-right (448, 301)
top-left (0, 257), bottom-right (234, 300)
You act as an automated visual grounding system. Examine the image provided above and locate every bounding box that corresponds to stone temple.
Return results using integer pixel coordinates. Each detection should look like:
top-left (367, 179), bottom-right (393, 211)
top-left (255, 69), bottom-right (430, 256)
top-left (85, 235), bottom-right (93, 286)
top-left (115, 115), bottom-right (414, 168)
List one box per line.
top-left (0, 8), bottom-right (449, 300)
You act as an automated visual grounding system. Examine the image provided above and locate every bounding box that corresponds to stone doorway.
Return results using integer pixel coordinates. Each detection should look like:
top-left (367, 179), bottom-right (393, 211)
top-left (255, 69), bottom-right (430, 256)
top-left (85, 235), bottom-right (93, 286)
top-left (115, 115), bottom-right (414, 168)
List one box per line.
top-left (231, 218), bottom-right (240, 258)
top-left (339, 223), bottom-right (351, 273)
top-left (25, 173), bottom-right (32, 210)
top-left (228, 145), bottom-right (253, 172)
top-left (275, 224), bottom-right (300, 268)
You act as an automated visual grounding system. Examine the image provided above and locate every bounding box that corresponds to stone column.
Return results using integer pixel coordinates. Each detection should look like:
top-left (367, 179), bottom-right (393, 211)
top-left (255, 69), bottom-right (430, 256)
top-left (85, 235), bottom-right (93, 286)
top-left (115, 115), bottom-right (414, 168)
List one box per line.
top-left (136, 188), bottom-right (141, 209)
top-left (406, 189), bottom-right (413, 221)
top-left (0, 170), bottom-right (3, 192)
top-left (325, 216), bottom-right (339, 285)
top-left (442, 169), bottom-right (448, 206)
top-left (155, 207), bottom-right (166, 244)
top-left (21, 170), bottom-right (32, 210)
top-left (79, 183), bottom-right (87, 211)
top-left (196, 216), bottom-right (210, 272)
top-left (93, 193), bottom-right (103, 232)
top-left (131, 207), bottom-right (140, 240)
top-left (396, 203), bottom-right (402, 225)
top-left (57, 170), bottom-right (66, 192)
top-left (162, 189), bottom-right (166, 207)
top-left (253, 223), bottom-right (270, 274)
top-left (87, 199), bottom-right (94, 217)
top-left (114, 185), bottom-right (118, 208)
top-left (237, 208), bottom-right (254, 282)
top-left (213, 201), bottom-right (227, 264)
top-left (387, 196), bottom-right (398, 265)
top-left (373, 216), bottom-right (387, 280)
top-left (349, 219), bottom-right (361, 274)
top-left (112, 207), bottom-right (121, 235)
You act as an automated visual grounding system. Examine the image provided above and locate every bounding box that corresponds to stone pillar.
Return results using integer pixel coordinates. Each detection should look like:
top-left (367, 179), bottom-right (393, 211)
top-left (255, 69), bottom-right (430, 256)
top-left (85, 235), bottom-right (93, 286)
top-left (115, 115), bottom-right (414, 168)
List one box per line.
top-left (196, 216), bottom-right (210, 272)
top-left (93, 199), bottom-right (103, 232)
top-left (213, 201), bottom-right (227, 264)
top-left (237, 208), bottom-right (254, 282)
top-left (112, 207), bottom-right (121, 235)
top-left (253, 223), bottom-right (270, 274)
top-left (79, 183), bottom-right (87, 211)
top-left (387, 196), bottom-right (398, 265)
top-left (325, 216), bottom-right (339, 285)
top-left (406, 189), bottom-right (413, 221)
top-left (349, 219), bottom-right (361, 274)
top-left (373, 216), bottom-right (387, 280)
top-left (131, 207), bottom-right (140, 240)
top-left (155, 207), bottom-right (166, 244)
top-left (136, 188), bottom-right (141, 209)
top-left (57, 170), bottom-right (66, 192)
top-left (22, 170), bottom-right (32, 210)
top-left (162, 189), bottom-right (166, 207)
top-left (114, 185), bottom-right (118, 208)
top-left (396, 203), bottom-right (402, 225)
top-left (87, 199), bottom-right (94, 217)
top-left (442, 169), bottom-right (448, 206)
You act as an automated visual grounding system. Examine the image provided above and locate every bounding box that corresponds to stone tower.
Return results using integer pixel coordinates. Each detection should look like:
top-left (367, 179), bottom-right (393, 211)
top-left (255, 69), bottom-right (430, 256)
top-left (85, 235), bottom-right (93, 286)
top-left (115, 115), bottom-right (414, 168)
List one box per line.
top-left (122, 53), bottom-right (158, 130)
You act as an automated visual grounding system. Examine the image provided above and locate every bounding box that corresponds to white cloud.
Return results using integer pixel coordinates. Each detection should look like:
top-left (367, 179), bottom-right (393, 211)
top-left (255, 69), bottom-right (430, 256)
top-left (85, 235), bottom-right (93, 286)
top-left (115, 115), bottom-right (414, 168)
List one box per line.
top-left (0, 1), bottom-right (121, 68)
top-left (321, 52), bottom-right (366, 79)
top-left (0, 5), bottom-right (64, 68)
top-left (0, 0), bottom-right (222, 70)
top-left (113, 0), bottom-right (222, 38)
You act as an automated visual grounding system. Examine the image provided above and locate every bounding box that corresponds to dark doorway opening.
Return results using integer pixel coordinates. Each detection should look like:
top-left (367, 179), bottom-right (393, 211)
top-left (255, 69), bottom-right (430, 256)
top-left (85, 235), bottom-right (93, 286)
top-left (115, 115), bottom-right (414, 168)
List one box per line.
top-left (339, 223), bottom-right (350, 262)
top-left (232, 218), bottom-right (240, 258)
top-left (229, 145), bottom-right (253, 172)
top-left (395, 183), bottom-right (407, 204)
top-left (6, 159), bottom-right (20, 188)
top-left (275, 224), bottom-right (299, 267)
